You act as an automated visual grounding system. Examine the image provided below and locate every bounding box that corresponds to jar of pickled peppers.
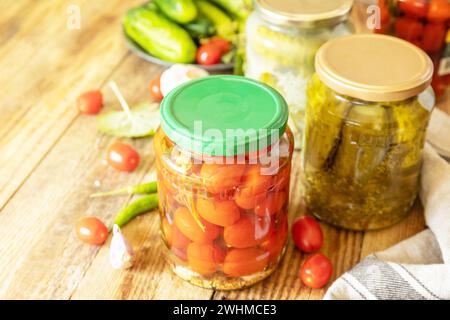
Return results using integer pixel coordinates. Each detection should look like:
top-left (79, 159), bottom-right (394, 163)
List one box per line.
top-left (154, 75), bottom-right (293, 289)
top-left (245, 0), bottom-right (355, 149)
top-left (301, 34), bottom-right (435, 231)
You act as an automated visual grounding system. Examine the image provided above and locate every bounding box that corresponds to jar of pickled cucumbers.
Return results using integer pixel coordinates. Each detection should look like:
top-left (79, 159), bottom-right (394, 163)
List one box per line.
top-left (301, 34), bottom-right (434, 231)
top-left (154, 75), bottom-right (293, 290)
top-left (245, 0), bottom-right (355, 149)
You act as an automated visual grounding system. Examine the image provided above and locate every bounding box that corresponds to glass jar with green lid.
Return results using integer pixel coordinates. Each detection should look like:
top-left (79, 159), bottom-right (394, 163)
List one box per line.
top-left (245, 0), bottom-right (355, 149)
top-left (302, 34), bottom-right (435, 231)
top-left (154, 75), bottom-right (293, 290)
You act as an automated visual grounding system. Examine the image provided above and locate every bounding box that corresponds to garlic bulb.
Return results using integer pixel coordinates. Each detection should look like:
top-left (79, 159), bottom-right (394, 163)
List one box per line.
top-left (109, 224), bottom-right (135, 269)
top-left (160, 64), bottom-right (209, 97)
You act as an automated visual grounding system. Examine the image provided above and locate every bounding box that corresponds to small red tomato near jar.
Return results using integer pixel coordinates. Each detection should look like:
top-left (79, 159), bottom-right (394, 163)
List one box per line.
top-left (292, 216), bottom-right (323, 253)
top-left (149, 74), bottom-right (164, 101)
top-left (196, 43), bottom-right (223, 65)
top-left (76, 216), bottom-right (108, 245)
top-left (106, 142), bottom-right (140, 172)
top-left (300, 253), bottom-right (333, 289)
top-left (208, 37), bottom-right (231, 53)
top-left (76, 90), bottom-right (103, 115)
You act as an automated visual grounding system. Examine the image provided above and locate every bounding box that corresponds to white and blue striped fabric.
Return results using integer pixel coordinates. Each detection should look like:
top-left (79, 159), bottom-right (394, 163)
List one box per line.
top-left (325, 144), bottom-right (450, 300)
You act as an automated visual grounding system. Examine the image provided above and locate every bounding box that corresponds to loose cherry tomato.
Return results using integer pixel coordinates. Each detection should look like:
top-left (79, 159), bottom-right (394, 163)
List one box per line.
top-left (200, 163), bottom-right (245, 194)
top-left (187, 242), bottom-right (225, 275)
top-left (196, 198), bottom-right (241, 227)
top-left (395, 17), bottom-right (424, 42)
top-left (149, 74), bottom-right (164, 101)
top-left (208, 37), bottom-right (231, 53)
top-left (428, 0), bottom-right (450, 23)
top-left (292, 216), bottom-right (324, 253)
top-left (300, 253), bottom-right (333, 289)
top-left (421, 23), bottom-right (446, 53)
top-left (398, 0), bottom-right (429, 18)
top-left (223, 248), bottom-right (269, 277)
top-left (224, 215), bottom-right (272, 248)
top-left (255, 191), bottom-right (286, 216)
top-left (106, 142), bottom-right (140, 172)
top-left (196, 43), bottom-right (223, 65)
top-left (174, 207), bottom-right (221, 244)
top-left (75, 216), bottom-right (108, 245)
top-left (76, 90), bottom-right (103, 115)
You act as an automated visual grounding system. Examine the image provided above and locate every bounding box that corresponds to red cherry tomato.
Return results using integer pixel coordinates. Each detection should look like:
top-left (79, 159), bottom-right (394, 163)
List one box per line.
top-left (196, 43), bottom-right (223, 65)
top-left (76, 90), bottom-right (103, 115)
top-left (398, 0), bottom-right (429, 18)
top-left (75, 216), bottom-right (108, 245)
top-left (292, 216), bottom-right (323, 253)
top-left (208, 37), bottom-right (231, 53)
top-left (300, 253), bottom-right (333, 289)
top-left (421, 23), bottom-right (446, 53)
top-left (106, 142), bottom-right (140, 172)
top-left (395, 17), bottom-right (424, 43)
top-left (427, 0), bottom-right (450, 23)
top-left (149, 75), bottom-right (163, 101)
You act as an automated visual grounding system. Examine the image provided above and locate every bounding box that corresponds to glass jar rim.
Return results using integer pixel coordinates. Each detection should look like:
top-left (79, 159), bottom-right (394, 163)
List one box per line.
top-left (160, 75), bottom-right (289, 157)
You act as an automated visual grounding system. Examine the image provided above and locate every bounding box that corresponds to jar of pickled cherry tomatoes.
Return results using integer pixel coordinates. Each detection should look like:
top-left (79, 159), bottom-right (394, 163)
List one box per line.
top-left (154, 75), bottom-right (293, 290)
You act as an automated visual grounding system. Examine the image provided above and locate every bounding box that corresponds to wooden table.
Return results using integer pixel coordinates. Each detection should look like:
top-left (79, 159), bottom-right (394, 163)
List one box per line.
top-left (0, 0), bottom-right (446, 300)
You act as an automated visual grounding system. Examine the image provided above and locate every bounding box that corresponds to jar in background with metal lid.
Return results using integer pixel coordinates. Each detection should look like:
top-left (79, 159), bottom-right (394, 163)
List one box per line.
top-left (155, 75), bottom-right (293, 290)
top-left (245, 0), bottom-right (355, 149)
top-left (301, 34), bottom-right (434, 231)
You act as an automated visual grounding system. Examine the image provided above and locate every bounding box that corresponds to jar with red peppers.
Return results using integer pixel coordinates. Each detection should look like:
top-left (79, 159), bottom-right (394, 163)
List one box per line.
top-left (375, 0), bottom-right (450, 100)
top-left (154, 75), bottom-right (293, 290)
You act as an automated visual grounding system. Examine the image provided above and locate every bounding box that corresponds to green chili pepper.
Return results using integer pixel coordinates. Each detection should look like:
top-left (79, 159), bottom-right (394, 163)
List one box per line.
top-left (90, 182), bottom-right (158, 198)
top-left (114, 194), bottom-right (159, 228)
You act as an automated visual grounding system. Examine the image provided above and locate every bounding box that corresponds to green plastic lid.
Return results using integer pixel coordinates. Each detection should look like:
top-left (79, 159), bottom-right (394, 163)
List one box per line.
top-left (160, 75), bottom-right (288, 156)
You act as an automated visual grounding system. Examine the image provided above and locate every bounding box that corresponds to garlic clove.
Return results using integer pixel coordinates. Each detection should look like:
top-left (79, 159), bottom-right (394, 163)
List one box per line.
top-left (109, 224), bottom-right (135, 269)
top-left (160, 64), bottom-right (209, 97)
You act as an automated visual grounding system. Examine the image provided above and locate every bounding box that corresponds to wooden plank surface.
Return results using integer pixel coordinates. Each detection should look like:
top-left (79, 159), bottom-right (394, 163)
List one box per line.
top-left (0, 0), bottom-right (444, 300)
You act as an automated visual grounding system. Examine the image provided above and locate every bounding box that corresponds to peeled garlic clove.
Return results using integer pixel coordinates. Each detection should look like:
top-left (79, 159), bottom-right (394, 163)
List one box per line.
top-left (160, 64), bottom-right (209, 97)
top-left (109, 224), bottom-right (135, 269)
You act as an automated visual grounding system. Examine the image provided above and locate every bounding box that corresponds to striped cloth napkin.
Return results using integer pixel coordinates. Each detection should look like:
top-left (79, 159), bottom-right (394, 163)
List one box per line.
top-left (324, 143), bottom-right (450, 300)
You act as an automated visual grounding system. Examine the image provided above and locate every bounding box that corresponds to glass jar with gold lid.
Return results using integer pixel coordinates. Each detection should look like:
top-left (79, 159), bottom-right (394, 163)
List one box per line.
top-left (301, 34), bottom-right (434, 231)
top-left (245, 0), bottom-right (355, 149)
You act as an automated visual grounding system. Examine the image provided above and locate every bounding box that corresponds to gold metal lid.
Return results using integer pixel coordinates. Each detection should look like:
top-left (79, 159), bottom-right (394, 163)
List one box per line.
top-left (315, 34), bottom-right (434, 102)
top-left (255, 0), bottom-right (354, 27)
